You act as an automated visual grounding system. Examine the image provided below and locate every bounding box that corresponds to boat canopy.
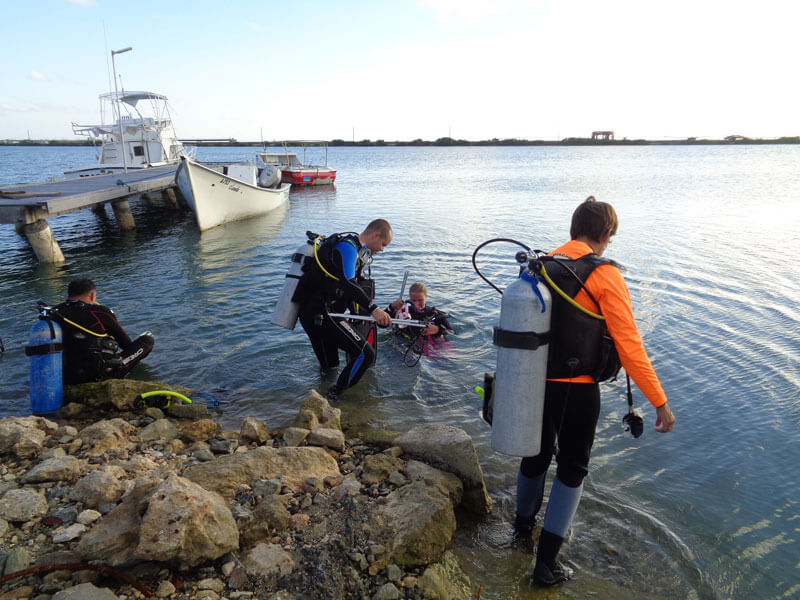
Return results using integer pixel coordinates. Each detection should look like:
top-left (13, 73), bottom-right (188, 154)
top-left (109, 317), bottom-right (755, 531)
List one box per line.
top-left (98, 91), bottom-right (168, 106)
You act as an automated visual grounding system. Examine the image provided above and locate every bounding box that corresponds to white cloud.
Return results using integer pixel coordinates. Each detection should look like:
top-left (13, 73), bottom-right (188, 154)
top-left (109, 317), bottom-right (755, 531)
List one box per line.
top-left (29, 71), bottom-right (48, 82)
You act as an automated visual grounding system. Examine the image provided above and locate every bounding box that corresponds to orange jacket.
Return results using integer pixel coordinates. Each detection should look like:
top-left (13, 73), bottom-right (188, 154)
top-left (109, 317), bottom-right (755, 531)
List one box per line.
top-left (547, 240), bottom-right (668, 408)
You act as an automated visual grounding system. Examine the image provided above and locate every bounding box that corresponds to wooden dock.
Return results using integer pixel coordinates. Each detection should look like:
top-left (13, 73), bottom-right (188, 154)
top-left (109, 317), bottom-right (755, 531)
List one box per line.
top-left (0, 166), bottom-right (178, 263)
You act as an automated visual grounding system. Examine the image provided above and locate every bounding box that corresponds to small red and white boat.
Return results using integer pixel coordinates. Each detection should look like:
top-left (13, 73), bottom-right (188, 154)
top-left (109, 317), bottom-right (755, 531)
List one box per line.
top-left (259, 140), bottom-right (336, 186)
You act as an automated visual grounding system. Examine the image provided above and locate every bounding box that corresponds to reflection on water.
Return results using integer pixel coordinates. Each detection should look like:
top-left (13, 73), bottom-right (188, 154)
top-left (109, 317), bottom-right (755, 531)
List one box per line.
top-left (1, 145), bottom-right (799, 599)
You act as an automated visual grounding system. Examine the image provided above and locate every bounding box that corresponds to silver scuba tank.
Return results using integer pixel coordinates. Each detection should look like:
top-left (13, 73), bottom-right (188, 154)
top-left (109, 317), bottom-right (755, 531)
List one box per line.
top-left (271, 240), bottom-right (316, 330)
top-left (491, 269), bottom-right (552, 457)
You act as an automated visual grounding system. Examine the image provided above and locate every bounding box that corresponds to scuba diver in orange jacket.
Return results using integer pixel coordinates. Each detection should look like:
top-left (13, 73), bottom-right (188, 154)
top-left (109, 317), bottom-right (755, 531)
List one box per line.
top-left (516, 197), bottom-right (676, 586)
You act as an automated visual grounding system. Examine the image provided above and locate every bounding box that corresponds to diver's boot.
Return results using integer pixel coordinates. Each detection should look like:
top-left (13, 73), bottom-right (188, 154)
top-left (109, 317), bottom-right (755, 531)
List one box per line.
top-left (531, 529), bottom-right (573, 586)
top-left (326, 385), bottom-right (341, 402)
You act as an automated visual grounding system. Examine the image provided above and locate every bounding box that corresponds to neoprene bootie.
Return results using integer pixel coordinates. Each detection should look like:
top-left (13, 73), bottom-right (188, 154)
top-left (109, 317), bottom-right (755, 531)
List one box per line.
top-left (531, 529), bottom-right (574, 586)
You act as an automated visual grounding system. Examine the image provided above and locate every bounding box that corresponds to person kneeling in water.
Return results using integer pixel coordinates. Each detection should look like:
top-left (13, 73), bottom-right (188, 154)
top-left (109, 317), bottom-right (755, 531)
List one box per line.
top-left (53, 278), bottom-right (155, 385)
top-left (387, 282), bottom-right (453, 339)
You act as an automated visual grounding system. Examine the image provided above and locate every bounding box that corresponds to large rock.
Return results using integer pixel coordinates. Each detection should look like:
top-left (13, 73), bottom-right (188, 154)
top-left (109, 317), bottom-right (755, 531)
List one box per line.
top-left (0, 416), bottom-right (58, 457)
top-left (178, 419), bottom-right (218, 442)
top-left (134, 474), bottom-right (238, 569)
top-left (77, 418), bottom-right (137, 456)
top-left (22, 455), bottom-right (83, 484)
top-left (183, 446), bottom-right (340, 498)
top-left (76, 479), bottom-right (158, 566)
top-left (63, 379), bottom-right (193, 411)
top-left (71, 470), bottom-right (127, 508)
top-left (403, 460), bottom-right (463, 505)
top-left (419, 551), bottom-right (473, 600)
top-left (291, 390), bottom-right (341, 431)
top-left (362, 454), bottom-right (406, 485)
top-left (394, 425), bottom-right (491, 514)
top-left (375, 481), bottom-right (457, 569)
top-left (0, 488), bottom-right (48, 522)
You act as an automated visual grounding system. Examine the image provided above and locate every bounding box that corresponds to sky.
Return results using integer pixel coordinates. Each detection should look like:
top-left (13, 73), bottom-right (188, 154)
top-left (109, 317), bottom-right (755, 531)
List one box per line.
top-left (1, 0), bottom-right (799, 142)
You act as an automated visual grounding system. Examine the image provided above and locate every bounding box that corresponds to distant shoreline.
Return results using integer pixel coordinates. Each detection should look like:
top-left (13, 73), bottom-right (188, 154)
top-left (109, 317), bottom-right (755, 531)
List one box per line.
top-left (3, 136), bottom-right (800, 147)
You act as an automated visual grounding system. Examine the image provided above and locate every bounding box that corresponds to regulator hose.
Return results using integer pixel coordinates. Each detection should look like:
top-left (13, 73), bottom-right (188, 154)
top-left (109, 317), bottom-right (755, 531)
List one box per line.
top-left (471, 238), bottom-right (531, 295)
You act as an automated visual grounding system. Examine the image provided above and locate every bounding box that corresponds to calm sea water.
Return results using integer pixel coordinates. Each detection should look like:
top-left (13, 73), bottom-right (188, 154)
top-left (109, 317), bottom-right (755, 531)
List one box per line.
top-left (1, 144), bottom-right (799, 599)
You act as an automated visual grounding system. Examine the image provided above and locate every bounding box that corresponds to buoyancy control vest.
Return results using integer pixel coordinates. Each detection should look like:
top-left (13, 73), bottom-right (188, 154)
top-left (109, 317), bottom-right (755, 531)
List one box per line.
top-left (292, 232), bottom-right (374, 313)
top-left (540, 253), bottom-right (621, 381)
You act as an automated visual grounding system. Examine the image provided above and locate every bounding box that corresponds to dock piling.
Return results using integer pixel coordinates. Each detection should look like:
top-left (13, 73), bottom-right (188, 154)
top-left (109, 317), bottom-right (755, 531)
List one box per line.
top-left (22, 219), bottom-right (65, 264)
top-left (111, 199), bottom-right (136, 230)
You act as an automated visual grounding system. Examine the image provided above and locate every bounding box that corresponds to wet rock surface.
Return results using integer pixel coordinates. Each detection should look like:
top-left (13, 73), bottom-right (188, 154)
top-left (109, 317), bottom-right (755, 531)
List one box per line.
top-left (0, 383), bottom-right (486, 599)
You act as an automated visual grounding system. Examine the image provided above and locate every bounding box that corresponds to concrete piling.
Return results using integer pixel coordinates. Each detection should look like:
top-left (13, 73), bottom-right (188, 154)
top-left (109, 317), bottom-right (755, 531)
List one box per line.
top-left (23, 219), bottom-right (65, 264)
top-left (111, 199), bottom-right (136, 230)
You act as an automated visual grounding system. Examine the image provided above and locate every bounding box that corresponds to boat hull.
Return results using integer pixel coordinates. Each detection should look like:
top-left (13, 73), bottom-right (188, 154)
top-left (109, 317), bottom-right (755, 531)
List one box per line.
top-left (175, 157), bottom-right (290, 231)
top-left (281, 169), bottom-right (337, 186)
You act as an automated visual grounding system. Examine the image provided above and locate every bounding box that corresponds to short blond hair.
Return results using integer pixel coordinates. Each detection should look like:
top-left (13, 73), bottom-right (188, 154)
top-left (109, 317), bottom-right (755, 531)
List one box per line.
top-left (363, 219), bottom-right (392, 239)
top-left (409, 282), bottom-right (427, 296)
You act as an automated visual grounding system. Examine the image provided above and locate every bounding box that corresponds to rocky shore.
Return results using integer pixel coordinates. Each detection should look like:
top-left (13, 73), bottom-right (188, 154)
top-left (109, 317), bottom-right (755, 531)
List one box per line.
top-left (0, 380), bottom-right (492, 600)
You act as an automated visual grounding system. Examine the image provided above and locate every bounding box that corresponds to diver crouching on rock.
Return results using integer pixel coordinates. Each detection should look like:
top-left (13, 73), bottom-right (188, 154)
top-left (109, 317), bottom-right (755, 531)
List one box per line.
top-left (53, 278), bottom-right (154, 385)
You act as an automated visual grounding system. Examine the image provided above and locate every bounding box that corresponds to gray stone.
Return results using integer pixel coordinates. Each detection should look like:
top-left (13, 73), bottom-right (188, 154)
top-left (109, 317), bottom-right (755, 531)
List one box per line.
top-left (47, 506), bottom-right (79, 526)
top-left (144, 407), bottom-right (165, 420)
top-left (193, 446), bottom-right (216, 461)
top-left (52, 582), bottom-right (119, 599)
top-left (386, 563), bottom-right (402, 582)
top-left (373, 582), bottom-right (400, 600)
top-left (282, 427), bottom-right (310, 447)
top-left (166, 402), bottom-right (209, 419)
top-left (332, 474), bottom-right (362, 501)
top-left (197, 577), bottom-right (225, 593)
top-left (242, 543), bottom-right (294, 578)
top-left (388, 471), bottom-right (408, 487)
top-left (23, 455), bottom-right (83, 484)
top-left (71, 470), bottom-right (126, 508)
top-left (0, 517), bottom-right (8, 538)
top-left (139, 418), bottom-right (178, 442)
top-left (306, 427), bottom-right (345, 451)
top-left (53, 523), bottom-right (87, 543)
top-left (0, 488), bottom-right (48, 522)
top-left (240, 417), bottom-right (269, 444)
top-left (77, 509), bottom-right (102, 525)
top-left (4, 547), bottom-right (31, 575)
top-left (156, 580), bottom-right (176, 597)
top-left (252, 478), bottom-right (281, 497)
top-left (394, 424), bottom-right (491, 514)
top-left (209, 437), bottom-right (238, 454)
top-left (77, 418), bottom-right (137, 456)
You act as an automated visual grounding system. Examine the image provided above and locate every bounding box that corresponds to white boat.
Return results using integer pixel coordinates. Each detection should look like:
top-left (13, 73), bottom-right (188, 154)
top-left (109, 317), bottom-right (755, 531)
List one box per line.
top-left (175, 156), bottom-right (290, 231)
top-left (65, 91), bottom-right (194, 177)
top-left (259, 140), bottom-right (336, 186)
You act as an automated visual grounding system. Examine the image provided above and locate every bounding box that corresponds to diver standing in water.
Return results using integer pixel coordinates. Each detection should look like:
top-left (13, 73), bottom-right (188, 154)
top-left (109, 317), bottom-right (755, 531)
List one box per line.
top-left (53, 279), bottom-right (154, 385)
top-left (293, 219), bottom-right (393, 400)
top-left (515, 197), bottom-right (675, 586)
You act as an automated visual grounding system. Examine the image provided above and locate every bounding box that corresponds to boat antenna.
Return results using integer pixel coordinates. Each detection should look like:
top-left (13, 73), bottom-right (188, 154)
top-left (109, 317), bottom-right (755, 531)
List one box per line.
top-left (102, 21), bottom-right (112, 94)
top-left (261, 126), bottom-right (265, 150)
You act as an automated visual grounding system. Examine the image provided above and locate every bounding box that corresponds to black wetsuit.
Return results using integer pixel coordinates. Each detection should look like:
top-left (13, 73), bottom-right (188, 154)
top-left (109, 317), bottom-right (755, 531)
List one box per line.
top-left (293, 234), bottom-right (377, 394)
top-left (387, 302), bottom-right (453, 341)
top-left (53, 299), bottom-right (154, 385)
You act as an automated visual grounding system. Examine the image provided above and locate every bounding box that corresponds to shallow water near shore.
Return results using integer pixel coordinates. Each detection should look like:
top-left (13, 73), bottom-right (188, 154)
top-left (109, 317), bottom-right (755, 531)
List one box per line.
top-left (1, 144), bottom-right (799, 599)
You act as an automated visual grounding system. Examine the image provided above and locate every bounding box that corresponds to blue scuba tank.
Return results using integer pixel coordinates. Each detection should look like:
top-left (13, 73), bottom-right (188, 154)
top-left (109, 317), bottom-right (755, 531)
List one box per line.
top-left (25, 317), bottom-right (63, 414)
